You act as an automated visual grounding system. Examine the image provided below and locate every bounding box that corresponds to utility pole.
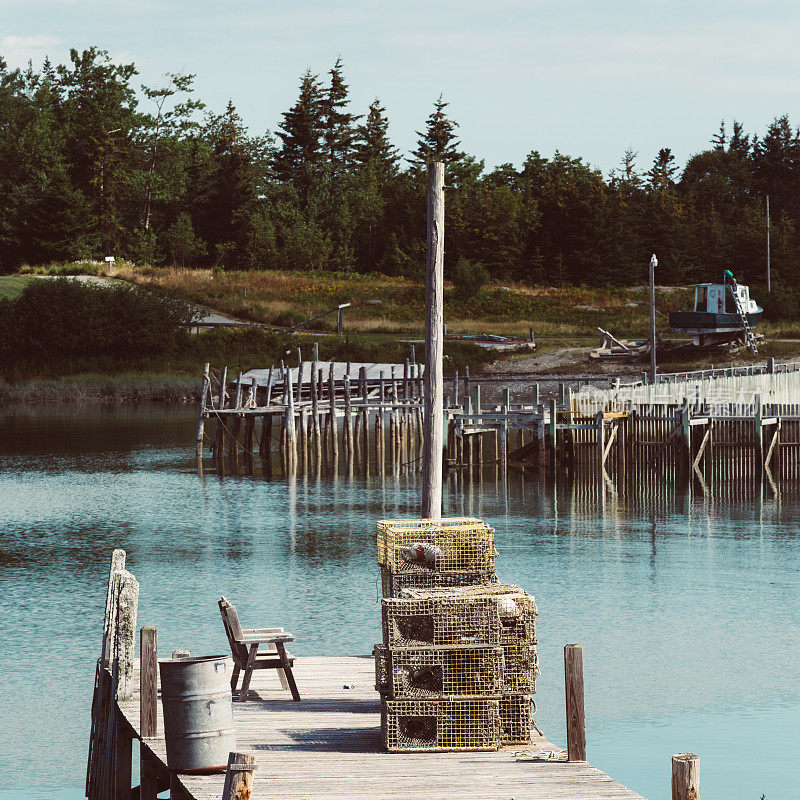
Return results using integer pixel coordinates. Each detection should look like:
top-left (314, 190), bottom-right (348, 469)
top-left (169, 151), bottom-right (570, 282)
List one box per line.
top-left (766, 195), bottom-right (771, 293)
top-left (421, 162), bottom-right (445, 519)
top-left (649, 254), bottom-right (658, 384)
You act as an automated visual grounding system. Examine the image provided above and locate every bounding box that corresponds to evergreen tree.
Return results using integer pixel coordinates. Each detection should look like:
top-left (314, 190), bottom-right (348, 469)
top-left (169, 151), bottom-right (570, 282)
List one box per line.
top-left (322, 57), bottom-right (359, 173)
top-left (353, 99), bottom-right (399, 176)
top-left (646, 148), bottom-right (679, 191)
top-left (409, 94), bottom-right (465, 169)
top-left (274, 70), bottom-right (325, 191)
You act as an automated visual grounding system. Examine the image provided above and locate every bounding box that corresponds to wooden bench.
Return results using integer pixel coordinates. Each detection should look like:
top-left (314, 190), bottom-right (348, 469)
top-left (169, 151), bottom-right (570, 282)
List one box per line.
top-left (218, 596), bottom-right (300, 702)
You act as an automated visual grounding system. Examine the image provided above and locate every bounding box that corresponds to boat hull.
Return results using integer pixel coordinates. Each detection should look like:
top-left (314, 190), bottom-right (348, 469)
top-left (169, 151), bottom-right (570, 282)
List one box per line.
top-left (669, 310), bottom-right (762, 336)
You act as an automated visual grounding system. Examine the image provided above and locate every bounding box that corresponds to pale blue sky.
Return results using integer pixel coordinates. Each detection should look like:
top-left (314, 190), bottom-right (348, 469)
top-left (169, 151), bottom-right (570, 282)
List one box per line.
top-left (3, 0), bottom-right (799, 175)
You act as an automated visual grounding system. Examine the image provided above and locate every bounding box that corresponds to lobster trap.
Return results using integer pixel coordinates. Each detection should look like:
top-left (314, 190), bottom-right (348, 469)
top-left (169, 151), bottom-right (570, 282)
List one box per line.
top-left (381, 645), bottom-right (504, 699)
top-left (399, 583), bottom-right (537, 646)
top-left (381, 698), bottom-right (501, 752)
top-left (382, 596), bottom-right (500, 648)
top-left (502, 643), bottom-right (539, 694)
top-left (377, 517), bottom-right (497, 573)
top-left (499, 694), bottom-right (535, 745)
top-left (380, 564), bottom-right (497, 599)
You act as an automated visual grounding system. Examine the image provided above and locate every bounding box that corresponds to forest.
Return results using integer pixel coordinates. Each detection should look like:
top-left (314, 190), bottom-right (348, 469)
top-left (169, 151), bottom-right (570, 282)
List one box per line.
top-left (1, 47), bottom-right (797, 296)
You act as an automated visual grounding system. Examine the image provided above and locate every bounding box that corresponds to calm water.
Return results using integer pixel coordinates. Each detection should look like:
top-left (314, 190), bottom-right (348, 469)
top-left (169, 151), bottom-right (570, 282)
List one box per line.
top-left (1, 406), bottom-right (799, 800)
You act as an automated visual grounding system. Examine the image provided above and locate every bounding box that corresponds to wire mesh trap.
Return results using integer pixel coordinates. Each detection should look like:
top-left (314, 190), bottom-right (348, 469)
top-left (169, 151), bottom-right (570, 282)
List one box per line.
top-left (502, 643), bottom-right (539, 694)
top-left (399, 583), bottom-right (537, 646)
top-left (377, 517), bottom-right (497, 573)
top-left (381, 698), bottom-right (501, 752)
top-left (382, 596), bottom-right (500, 648)
top-left (384, 645), bottom-right (504, 699)
top-left (380, 564), bottom-right (498, 599)
top-left (499, 694), bottom-right (535, 745)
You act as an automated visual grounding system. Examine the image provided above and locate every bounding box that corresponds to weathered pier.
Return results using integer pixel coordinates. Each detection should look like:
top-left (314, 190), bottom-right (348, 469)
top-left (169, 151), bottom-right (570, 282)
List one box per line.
top-left (196, 355), bottom-right (800, 488)
top-left (88, 550), bottom-right (701, 800)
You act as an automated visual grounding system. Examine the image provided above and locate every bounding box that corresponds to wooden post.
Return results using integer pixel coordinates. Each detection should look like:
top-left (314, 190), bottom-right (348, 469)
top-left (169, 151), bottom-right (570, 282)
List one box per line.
top-left (422, 162), bottom-right (445, 519)
top-left (114, 715), bottom-right (132, 800)
top-left (195, 362), bottom-right (209, 463)
top-left (222, 751), bottom-right (256, 800)
top-left (328, 364), bottom-right (338, 465)
top-left (649, 253), bottom-right (658, 384)
top-left (214, 366), bottom-right (228, 457)
top-left (228, 373), bottom-right (244, 458)
top-left (672, 753), bottom-right (699, 800)
top-left (116, 573), bottom-right (139, 701)
top-left (564, 643), bottom-right (587, 761)
top-left (453, 370), bottom-right (459, 408)
top-left (140, 628), bottom-right (157, 738)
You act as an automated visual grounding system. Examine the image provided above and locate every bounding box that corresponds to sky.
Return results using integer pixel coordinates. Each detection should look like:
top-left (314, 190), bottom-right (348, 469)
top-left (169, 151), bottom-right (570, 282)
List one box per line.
top-left (2, 0), bottom-right (800, 176)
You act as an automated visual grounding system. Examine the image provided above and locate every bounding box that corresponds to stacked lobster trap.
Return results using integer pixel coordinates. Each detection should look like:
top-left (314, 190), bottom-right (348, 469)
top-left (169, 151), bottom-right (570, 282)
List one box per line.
top-left (375, 517), bottom-right (539, 752)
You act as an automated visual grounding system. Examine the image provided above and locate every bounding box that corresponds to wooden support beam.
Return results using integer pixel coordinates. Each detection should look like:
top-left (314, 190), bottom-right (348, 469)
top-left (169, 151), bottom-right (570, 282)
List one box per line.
top-left (671, 753), bottom-right (699, 800)
top-left (564, 643), bottom-right (587, 761)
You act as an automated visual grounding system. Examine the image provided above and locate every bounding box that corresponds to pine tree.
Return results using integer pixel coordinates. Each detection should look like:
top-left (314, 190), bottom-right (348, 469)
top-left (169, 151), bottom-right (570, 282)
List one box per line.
top-left (646, 148), bottom-right (679, 190)
top-left (322, 58), bottom-right (359, 173)
top-left (408, 94), bottom-right (465, 168)
top-left (353, 99), bottom-right (399, 175)
top-left (711, 121), bottom-right (726, 151)
top-left (197, 101), bottom-right (254, 267)
top-left (274, 70), bottom-right (325, 187)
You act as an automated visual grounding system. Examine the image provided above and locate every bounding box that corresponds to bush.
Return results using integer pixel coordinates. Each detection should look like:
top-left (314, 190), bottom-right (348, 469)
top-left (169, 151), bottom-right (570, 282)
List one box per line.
top-left (0, 278), bottom-right (201, 365)
top-left (451, 258), bottom-right (489, 301)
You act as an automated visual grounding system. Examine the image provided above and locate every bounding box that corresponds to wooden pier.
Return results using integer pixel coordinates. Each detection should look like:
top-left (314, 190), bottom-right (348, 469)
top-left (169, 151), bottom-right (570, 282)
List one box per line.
top-left (86, 552), bottom-right (713, 800)
top-left (197, 354), bottom-right (800, 488)
top-left (120, 655), bottom-right (644, 800)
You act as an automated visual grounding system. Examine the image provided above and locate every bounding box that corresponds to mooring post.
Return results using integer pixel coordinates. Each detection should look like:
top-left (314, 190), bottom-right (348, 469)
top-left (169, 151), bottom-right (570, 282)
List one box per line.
top-left (214, 366), bottom-right (228, 457)
top-left (222, 751), bottom-right (256, 800)
top-left (422, 161), bottom-right (445, 518)
top-left (140, 628), bottom-right (157, 738)
top-left (328, 364), bottom-right (338, 465)
top-left (195, 362), bottom-right (210, 464)
top-left (564, 643), bottom-right (587, 761)
top-left (453, 370), bottom-right (459, 408)
top-left (671, 753), bottom-right (699, 800)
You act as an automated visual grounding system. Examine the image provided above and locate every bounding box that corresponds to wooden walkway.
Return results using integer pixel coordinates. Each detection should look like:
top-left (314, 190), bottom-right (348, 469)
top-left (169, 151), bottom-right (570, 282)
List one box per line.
top-left (117, 655), bottom-right (644, 800)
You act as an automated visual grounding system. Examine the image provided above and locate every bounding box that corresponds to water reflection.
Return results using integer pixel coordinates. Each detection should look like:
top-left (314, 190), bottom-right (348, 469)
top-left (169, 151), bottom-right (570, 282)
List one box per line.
top-left (0, 406), bottom-right (799, 800)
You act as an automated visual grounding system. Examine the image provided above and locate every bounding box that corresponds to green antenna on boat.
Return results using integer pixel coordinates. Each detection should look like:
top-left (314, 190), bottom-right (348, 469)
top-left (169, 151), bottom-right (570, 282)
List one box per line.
top-left (724, 269), bottom-right (734, 280)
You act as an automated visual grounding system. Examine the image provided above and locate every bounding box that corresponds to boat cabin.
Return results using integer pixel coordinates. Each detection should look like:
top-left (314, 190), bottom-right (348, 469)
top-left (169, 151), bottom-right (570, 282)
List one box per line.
top-left (694, 283), bottom-right (759, 315)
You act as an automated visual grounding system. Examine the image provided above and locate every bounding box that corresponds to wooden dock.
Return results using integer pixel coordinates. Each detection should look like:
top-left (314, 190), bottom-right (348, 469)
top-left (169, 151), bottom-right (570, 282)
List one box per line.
top-left (118, 655), bottom-right (644, 800)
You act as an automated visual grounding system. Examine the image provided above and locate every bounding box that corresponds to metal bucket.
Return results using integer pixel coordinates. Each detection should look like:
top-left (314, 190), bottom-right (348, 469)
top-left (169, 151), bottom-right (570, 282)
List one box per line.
top-left (159, 655), bottom-right (236, 773)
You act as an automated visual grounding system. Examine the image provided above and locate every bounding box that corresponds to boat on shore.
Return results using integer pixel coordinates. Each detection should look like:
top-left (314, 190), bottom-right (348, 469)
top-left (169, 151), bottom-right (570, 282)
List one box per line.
top-left (669, 270), bottom-right (762, 347)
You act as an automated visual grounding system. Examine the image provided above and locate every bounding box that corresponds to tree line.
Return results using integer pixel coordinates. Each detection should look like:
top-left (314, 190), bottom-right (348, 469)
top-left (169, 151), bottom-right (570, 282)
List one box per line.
top-left (1, 48), bottom-right (796, 293)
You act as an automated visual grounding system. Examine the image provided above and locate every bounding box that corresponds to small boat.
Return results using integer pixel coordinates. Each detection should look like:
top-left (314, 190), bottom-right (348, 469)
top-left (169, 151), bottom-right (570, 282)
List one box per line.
top-left (669, 270), bottom-right (762, 348)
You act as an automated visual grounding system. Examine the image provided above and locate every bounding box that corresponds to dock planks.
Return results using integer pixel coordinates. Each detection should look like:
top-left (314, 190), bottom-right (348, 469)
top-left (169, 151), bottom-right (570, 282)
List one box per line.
top-left (117, 655), bottom-right (644, 800)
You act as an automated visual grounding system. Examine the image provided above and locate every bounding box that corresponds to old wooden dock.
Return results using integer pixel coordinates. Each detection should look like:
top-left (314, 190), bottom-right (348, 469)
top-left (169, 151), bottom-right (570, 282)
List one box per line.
top-left (88, 550), bottom-right (658, 800)
top-left (119, 656), bottom-right (644, 800)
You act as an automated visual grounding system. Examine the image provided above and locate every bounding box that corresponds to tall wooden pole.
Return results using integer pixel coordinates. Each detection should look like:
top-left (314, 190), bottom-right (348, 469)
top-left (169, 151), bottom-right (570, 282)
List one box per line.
top-left (564, 643), bottom-right (586, 761)
top-left (766, 194), bottom-right (771, 293)
top-left (671, 753), bottom-right (699, 800)
top-left (649, 253), bottom-right (658, 384)
top-left (422, 161), bottom-right (445, 519)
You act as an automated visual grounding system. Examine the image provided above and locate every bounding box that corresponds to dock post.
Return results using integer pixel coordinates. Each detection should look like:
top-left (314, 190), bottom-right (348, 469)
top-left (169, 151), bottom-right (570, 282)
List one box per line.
top-left (360, 366), bottom-right (369, 475)
top-left (549, 397), bottom-right (558, 470)
top-left (214, 366), bottom-right (228, 458)
top-left (195, 363), bottom-right (209, 464)
top-left (453, 370), bottom-right (459, 408)
top-left (114, 714), bottom-right (133, 800)
top-left (564, 643), bottom-right (587, 761)
top-left (671, 753), bottom-right (699, 800)
top-left (228, 373), bottom-right (243, 460)
top-left (328, 364), bottom-right (338, 467)
top-left (343, 373), bottom-right (354, 465)
top-left (139, 627), bottom-right (158, 800)
top-left (222, 752), bottom-right (256, 800)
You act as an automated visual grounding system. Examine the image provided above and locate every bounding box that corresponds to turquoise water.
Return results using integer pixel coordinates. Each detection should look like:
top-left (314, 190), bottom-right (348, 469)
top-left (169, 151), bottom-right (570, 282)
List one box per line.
top-left (1, 406), bottom-right (798, 800)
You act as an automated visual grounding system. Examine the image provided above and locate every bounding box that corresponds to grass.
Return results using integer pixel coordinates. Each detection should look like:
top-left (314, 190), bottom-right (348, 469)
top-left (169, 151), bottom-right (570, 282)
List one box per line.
top-left (18, 263), bottom-right (694, 338)
top-left (0, 275), bottom-right (36, 299)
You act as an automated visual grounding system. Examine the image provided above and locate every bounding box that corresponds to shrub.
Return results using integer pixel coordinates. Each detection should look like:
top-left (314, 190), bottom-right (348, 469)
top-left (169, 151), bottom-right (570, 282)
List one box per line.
top-left (0, 278), bottom-right (201, 365)
top-left (451, 258), bottom-right (489, 301)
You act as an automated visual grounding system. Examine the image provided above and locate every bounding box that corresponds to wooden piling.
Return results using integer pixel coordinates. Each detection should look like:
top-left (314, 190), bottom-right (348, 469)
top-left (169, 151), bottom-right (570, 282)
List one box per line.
top-left (213, 366), bottom-right (228, 457)
top-left (228, 373), bottom-right (244, 459)
top-left (671, 753), bottom-right (699, 800)
top-left (222, 751), bottom-right (256, 800)
top-left (195, 362), bottom-right (209, 463)
top-left (564, 643), bottom-right (587, 761)
top-left (140, 627), bottom-right (157, 738)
